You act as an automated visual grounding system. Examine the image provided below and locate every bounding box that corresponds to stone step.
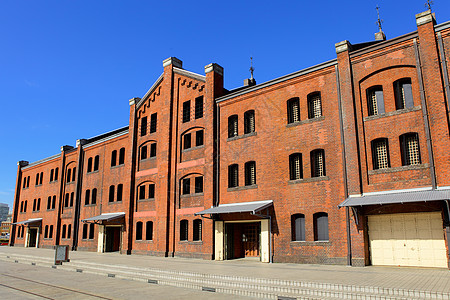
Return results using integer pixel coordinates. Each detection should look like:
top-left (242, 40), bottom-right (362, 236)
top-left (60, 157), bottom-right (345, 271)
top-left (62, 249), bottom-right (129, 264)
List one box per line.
top-left (1, 253), bottom-right (448, 300)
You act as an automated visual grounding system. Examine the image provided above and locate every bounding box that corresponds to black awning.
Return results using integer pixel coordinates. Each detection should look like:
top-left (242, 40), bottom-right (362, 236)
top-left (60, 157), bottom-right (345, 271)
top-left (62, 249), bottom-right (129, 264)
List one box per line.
top-left (82, 212), bottom-right (125, 223)
top-left (195, 200), bottom-right (273, 216)
top-left (339, 189), bottom-right (450, 207)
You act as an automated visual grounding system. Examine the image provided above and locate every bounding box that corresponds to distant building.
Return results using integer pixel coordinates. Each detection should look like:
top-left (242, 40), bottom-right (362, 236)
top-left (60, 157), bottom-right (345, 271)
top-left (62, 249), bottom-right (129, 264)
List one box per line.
top-left (0, 203), bottom-right (9, 222)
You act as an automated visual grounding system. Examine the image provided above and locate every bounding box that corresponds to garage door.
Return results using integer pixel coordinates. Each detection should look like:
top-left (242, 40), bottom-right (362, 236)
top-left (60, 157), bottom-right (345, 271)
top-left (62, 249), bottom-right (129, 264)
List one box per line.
top-left (368, 212), bottom-right (447, 268)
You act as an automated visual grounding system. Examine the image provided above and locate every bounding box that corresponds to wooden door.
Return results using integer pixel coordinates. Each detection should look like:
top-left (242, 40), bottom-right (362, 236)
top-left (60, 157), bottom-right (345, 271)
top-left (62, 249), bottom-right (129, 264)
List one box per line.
top-left (243, 223), bottom-right (259, 257)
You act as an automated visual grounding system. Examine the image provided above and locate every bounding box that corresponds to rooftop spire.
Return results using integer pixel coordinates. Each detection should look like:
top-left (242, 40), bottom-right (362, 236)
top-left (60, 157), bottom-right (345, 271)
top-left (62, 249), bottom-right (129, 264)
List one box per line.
top-left (249, 56), bottom-right (254, 80)
top-left (376, 5), bottom-right (383, 32)
top-left (374, 5), bottom-right (386, 41)
top-left (425, 0), bottom-right (433, 11)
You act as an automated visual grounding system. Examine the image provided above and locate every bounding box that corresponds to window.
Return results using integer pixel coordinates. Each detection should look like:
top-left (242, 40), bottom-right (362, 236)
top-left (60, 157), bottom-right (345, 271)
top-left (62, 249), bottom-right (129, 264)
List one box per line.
top-left (49, 225), bottom-right (53, 239)
top-left (372, 138), bottom-right (390, 170)
top-left (245, 161), bottom-right (256, 186)
top-left (93, 156), bottom-right (99, 171)
top-left (150, 113), bottom-right (157, 133)
top-left (148, 184), bottom-right (155, 199)
top-left (87, 157), bottom-right (93, 173)
top-left (23, 178), bottom-right (26, 189)
top-left (394, 78), bottom-right (413, 110)
top-left (308, 92), bottom-right (322, 119)
top-left (109, 185), bottom-right (115, 202)
top-left (91, 189), bottom-right (97, 204)
top-left (47, 196), bottom-right (51, 210)
top-left (146, 221), bottom-right (153, 240)
top-left (195, 176), bottom-right (203, 194)
top-left (314, 212), bottom-right (329, 241)
top-left (291, 214), bottom-right (305, 241)
top-left (311, 149), bottom-right (326, 177)
top-left (136, 221), bottom-right (143, 240)
top-left (40, 172), bottom-right (43, 185)
top-left (244, 110), bottom-right (255, 134)
top-left (287, 98), bottom-right (300, 124)
top-left (24, 200), bottom-right (27, 212)
top-left (111, 150), bottom-right (117, 167)
top-left (55, 168), bottom-right (59, 181)
top-left (89, 223), bottom-right (94, 239)
top-left (182, 178), bottom-right (190, 195)
top-left (62, 224), bottom-right (66, 239)
top-left (67, 224), bottom-right (71, 239)
top-left (289, 153), bottom-right (303, 180)
top-left (20, 201), bottom-right (23, 213)
top-left (139, 185), bottom-right (146, 200)
top-left (140, 145), bottom-right (148, 160)
top-left (70, 192), bottom-right (74, 207)
top-left (180, 220), bottom-right (188, 241)
top-left (119, 148), bottom-right (125, 165)
top-left (27, 176), bottom-right (30, 188)
top-left (44, 225), bottom-right (49, 239)
top-left (228, 164), bottom-right (239, 188)
top-left (33, 199), bottom-right (36, 211)
top-left (195, 96), bottom-right (203, 119)
top-left (228, 115), bottom-right (238, 138)
top-left (400, 133), bottom-right (421, 166)
top-left (196, 130), bottom-right (204, 147)
top-left (150, 143), bottom-right (157, 157)
top-left (183, 101), bottom-right (191, 123)
top-left (37, 198), bottom-right (40, 211)
top-left (85, 189), bottom-right (91, 205)
top-left (64, 193), bottom-right (69, 207)
top-left (35, 173), bottom-right (39, 186)
top-left (183, 133), bottom-right (191, 150)
top-left (141, 116), bottom-right (147, 136)
top-left (52, 195), bottom-right (56, 209)
top-left (72, 167), bottom-right (76, 181)
top-left (117, 184), bottom-right (123, 202)
top-left (193, 219), bottom-right (202, 241)
top-left (367, 86), bottom-right (384, 116)
top-left (50, 169), bottom-right (54, 182)
top-left (82, 224), bottom-right (88, 239)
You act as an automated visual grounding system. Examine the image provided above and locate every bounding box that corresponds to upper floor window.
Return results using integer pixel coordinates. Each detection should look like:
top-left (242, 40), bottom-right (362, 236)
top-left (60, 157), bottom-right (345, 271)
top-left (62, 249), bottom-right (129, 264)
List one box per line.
top-left (150, 143), bottom-right (157, 157)
top-left (291, 214), bottom-right (305, 241)
top-left (87, 157), bottom-right (93, 173)
top-left (228, 164), bottom-right (239, 188)
top-left (367, 86), bottom-right (384, 116)
top-left (66, 169), bottom-right (72, 183)
top-left (93, 155), bottom-right (99, 171)
top-left (70, 192), bottom-right (74, 207)
top-left (117, 184), bottom-right (123, 202)
top-left (287, 98), bottom-right (300, 124)
top-left (140, 145), bottom-right (148, 160)
top-left (228, 115), bottom-right (238, 138)
top-left (35, 172), bottom-right (43, 186)
top-left (35, 173), bottom-right (39, 186)
top-left (195, 96), bottom-right (203, 119)
top-left (371, 138), bottom-right (390, 170)
top-left (23, 176), bottom-right (30, 189)
top-left (119, 148), bottom-right (125, 165)
top-left (394, 78), bottom-right (413, 110)
top-left (311, 149), bottom-right (326, 177)
top-left (72, 167), bottom-right (76, 181)
top-left (85, 189), bottom-right (91, 205)
top-left (289, 153), bottom-right (303, 180)
top-left (183, 100), bottom-right (191, 123)
top-left (193, 219), bottom-right (202, 241)
top-left (307, 92), bottom-right (322, 119)
top-left (49, 168), bottom-right (59, 182)
top-left (195, 176), bottom-right (203, 194)
top-left (141, 116), bottom-right (147, 136)
top-left (183, 133), bottom-right (192, 150)
top-left (109, 185), bottom-right (115, 202)
top-left (313, 212), bottom-right (329, 241)
top-left (138, 183), bottom-right (155, 200)
top-left (196, 130), bottom-right (204, 147)
top-left (150, 113), bottom-right (157, 133)
top-left (182, 178), bottom-right (190, 195)
top-left (244, 110), bottom-right (255, 134)
top-left (111, 150), bottom-right (117, 167)
top-left (180, 220), bottom-right (188, 241)
top-left (400, 133), bottom-right (421, 166)
top-left (50, 169), bottom-right (54, 182)
top-left (92, 188), bottom-right (97, 204)
top-left (47, 196), bottom-right (52, 210)
top-left (245, 161), bottom-right (256, 186)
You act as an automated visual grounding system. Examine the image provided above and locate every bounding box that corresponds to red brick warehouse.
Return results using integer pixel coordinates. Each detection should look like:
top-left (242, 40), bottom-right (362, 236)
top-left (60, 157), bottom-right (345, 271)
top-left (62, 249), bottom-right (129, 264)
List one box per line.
top-left (10, 9), bottom-right (450, 269)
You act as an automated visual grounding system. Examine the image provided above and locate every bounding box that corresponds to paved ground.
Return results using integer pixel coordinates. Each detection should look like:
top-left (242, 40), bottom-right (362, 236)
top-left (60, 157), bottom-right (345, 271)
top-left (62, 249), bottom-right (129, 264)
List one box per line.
top-left (1, 246), bottom-right (449, 297)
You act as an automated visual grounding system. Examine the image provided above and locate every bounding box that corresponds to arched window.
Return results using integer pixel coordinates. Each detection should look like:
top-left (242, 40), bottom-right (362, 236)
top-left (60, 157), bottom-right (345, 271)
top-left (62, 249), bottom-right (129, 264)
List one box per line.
top-left (140, 145), bottom-right (148, 160)
top-left (313, 212), bottom-right (329, 241)
top-left (40, 172), bottom-right (43, 185)
top-left (87, 157), bottom-right (93, 173)
top-left (310, 149), bottom-right (326, 177)
top-left (307, 92), bottom-right (322, 119)
top-left (24, 200), bottom-right (27, 212)
top-left (89, 223), bottom-right (95, 239)
top-left (111, 150), bottom-right (117, 167)
top-left (400, 133), bottom-right (421, 166)
top-left (291, 214), bottom-right (305, 241)
top-left (66, 168), bottom-right (71, 183)
top-left (44, 225), bottom-right (49, 239)
top-left (119, 148), bottom-right (125, 165)
top-left (37, 198), bottom-right (41, 211)
top-left (82, 224), bottom-right (88, 239)
top-left (52, 195), bottom-right (56, 209)
top-left (109, 185), bottom-right (115, 202)
top-left (146, 221), bottom-right (153, 240)
top-left (180, 220), bottom-right (188, 241)
top-left (394, 78), bottom-right (413, 110)
top-left (287, 97), bottom-right (300, 124)
top-left (49, 225), bottom-right (54, 239)
top-left (371, 138), bottom-right (390, 169)
top-left (228, 115), bottom-right (238, 138)
top-left (33, 199), bottom-right (36, 211)
top-left (50, 169), bottom-right (54, 182)
top-left (193, 219), bottom-right (202, 241)
top-left (20, 201), bottom-right (23, 213)
top-left (289, 153), bottom-right (303, 180)
top-left (117, 184), bottom-right (123, 202)
top-left (93, 155), bottom-right (99, 171)
top-left (55, 168), bottom-right (59, 180)
top-left (35, 173), bottom-right (39, 186)
top-left (366, 86), bottom-right (384, 116)
top-left (67, 224), bottom-right (71, 239)
top-left (47, 196), bottom-right (51, 210)
top-left (62, 224), bottom-right (67, 239)
top-left (70, 192), bottom-right (74, 207)
top-left (136, 221), bottom-right (143, 240)
top-left (244, 110), bottom-right (255, 134)
top-left (245, 161), bottom-right (256, 186)
top-left (85, 189), bottom-right (91, 205)
top-left (228, 164), bottom-right (239, 188)
top-left (64, 193), bottom-right (69, 207)
top-left (92, 189), bottom-right (97, 204)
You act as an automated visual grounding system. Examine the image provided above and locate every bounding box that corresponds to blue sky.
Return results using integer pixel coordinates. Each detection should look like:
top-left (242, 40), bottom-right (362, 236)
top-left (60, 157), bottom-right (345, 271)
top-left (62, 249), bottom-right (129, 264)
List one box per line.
top-left (1, 0), bottom-right (449, 210)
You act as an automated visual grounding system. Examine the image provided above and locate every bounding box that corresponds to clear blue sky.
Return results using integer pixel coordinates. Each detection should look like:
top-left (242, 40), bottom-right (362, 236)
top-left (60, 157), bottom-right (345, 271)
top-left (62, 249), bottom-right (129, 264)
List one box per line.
top-left (1, 0), bottom-right (449, 210)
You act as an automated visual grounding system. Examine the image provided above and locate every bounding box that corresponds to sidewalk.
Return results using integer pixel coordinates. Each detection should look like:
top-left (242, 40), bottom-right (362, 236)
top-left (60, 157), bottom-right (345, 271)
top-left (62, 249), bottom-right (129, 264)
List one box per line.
top-left (1, 246), bottom-right (449, 298)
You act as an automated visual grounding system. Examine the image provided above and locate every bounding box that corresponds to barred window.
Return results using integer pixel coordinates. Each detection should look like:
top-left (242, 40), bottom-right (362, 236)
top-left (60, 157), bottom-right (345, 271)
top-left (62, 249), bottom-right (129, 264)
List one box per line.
top-left (372, 138), bottom-right (390, 170)
top-left (244, 110), bottom-right (255, 134)
top-left (195, 96), bottom-right (203, 119)
top-left (141, 116), bottom-right (147, 136)
top-left (193, 219), bottom-right (202, 241)
top-left (228, 115), bottom-right (238, 138)
top-left (291, 214), bottom-right (305, 241)
top-left (180, 220), bottom-right (188, 241)
top-left (245, 161), bottom-right (256, 186)
top-left (150, 113), bottom-right (157, 133)
top-left (287, 98), bottom-right (300, 124)
top-left (228, 164), bottom-right (239, 188)
top-left (307, 92), bottom-right (322, 119)
top-left (311, 149), bottom-right (326, 177)
top-left (289, 153), bottom-right (303, 180)
top-left (367, 86), bottom-right (384, 116)
top-left (394, 78), bottom-right (413, 110)
top-left (183, 101), bottom-right (190, 123)
top-left (400, 133), bottom-right (421, 166)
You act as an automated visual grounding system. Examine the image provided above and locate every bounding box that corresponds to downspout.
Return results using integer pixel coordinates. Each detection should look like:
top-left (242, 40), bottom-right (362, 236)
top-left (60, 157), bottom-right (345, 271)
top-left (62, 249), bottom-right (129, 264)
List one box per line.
top-left (215, 104), bottom-right (220, 207)
top-left (72, 140), bottom-right (86, 251)
top-left (10, 161), bottom-right (28, 246)
top-left (437, 33), bottom-right (450, 127)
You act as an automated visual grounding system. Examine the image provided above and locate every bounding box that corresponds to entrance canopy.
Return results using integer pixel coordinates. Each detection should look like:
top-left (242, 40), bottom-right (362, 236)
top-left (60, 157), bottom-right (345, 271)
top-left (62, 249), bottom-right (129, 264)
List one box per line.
top-left (338, 189), bottom-right (450, 207)
top-left (195, 200), bottom-right (273, 216)
top-left (13, 218), bottom-right (42, 225)
top-left (82, 212), bottom-right (125, 224)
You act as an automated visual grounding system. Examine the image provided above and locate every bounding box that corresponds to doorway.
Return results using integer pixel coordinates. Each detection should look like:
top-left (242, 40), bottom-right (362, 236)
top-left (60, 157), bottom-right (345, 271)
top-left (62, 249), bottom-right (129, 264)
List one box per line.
top-left (225, 222), bottom-right (260, 260)
top-left (105, 226), bottom-right (121, 252)
top-left (28, 228), bottom-right (38, 248)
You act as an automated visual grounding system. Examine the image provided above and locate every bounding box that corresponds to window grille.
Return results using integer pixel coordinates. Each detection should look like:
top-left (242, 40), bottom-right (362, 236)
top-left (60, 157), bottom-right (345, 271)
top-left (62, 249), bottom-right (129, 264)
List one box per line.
top-left (180, 220), bottom-right (188, 241)
top-left (289, 153), bottom-right (302, 180)
top-left (394, 78), bottom-right (413, 110)
top-left (372, 139), bottom-right (389, 169)
top-left (228, 115), bottom-right (238, 138)
top-left (244, 110), bottom-right (255, 134)
top-left (308, 93), bottom-right (322, 119)
top-left (193, 219), bottom-right (202, 241)
top-left (311, 150), bottom-right (326, 177)
top-left (150, 113), bottom-right (157, 133)
top-left (183, 101), bottom-right (190, 123)
top-left (245, 161), bottom-right (256, 186)
top-left (401, 133), bottom-right (421, 166)
top-left (195, 96), bottom-right (203, 119)
top-left (367, 86), bottom-right (384, 116)
top-left (228, 164), bottom-right (239, 188)
top-left (141, 116), bottom-right (147, 136)
top-left (287, 98), bottom-right (300, 124)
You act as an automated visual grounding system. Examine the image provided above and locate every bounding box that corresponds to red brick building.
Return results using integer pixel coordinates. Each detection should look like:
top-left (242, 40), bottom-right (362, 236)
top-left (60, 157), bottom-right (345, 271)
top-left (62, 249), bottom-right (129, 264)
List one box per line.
top-left (11, 10), bottom-right (450, 268)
